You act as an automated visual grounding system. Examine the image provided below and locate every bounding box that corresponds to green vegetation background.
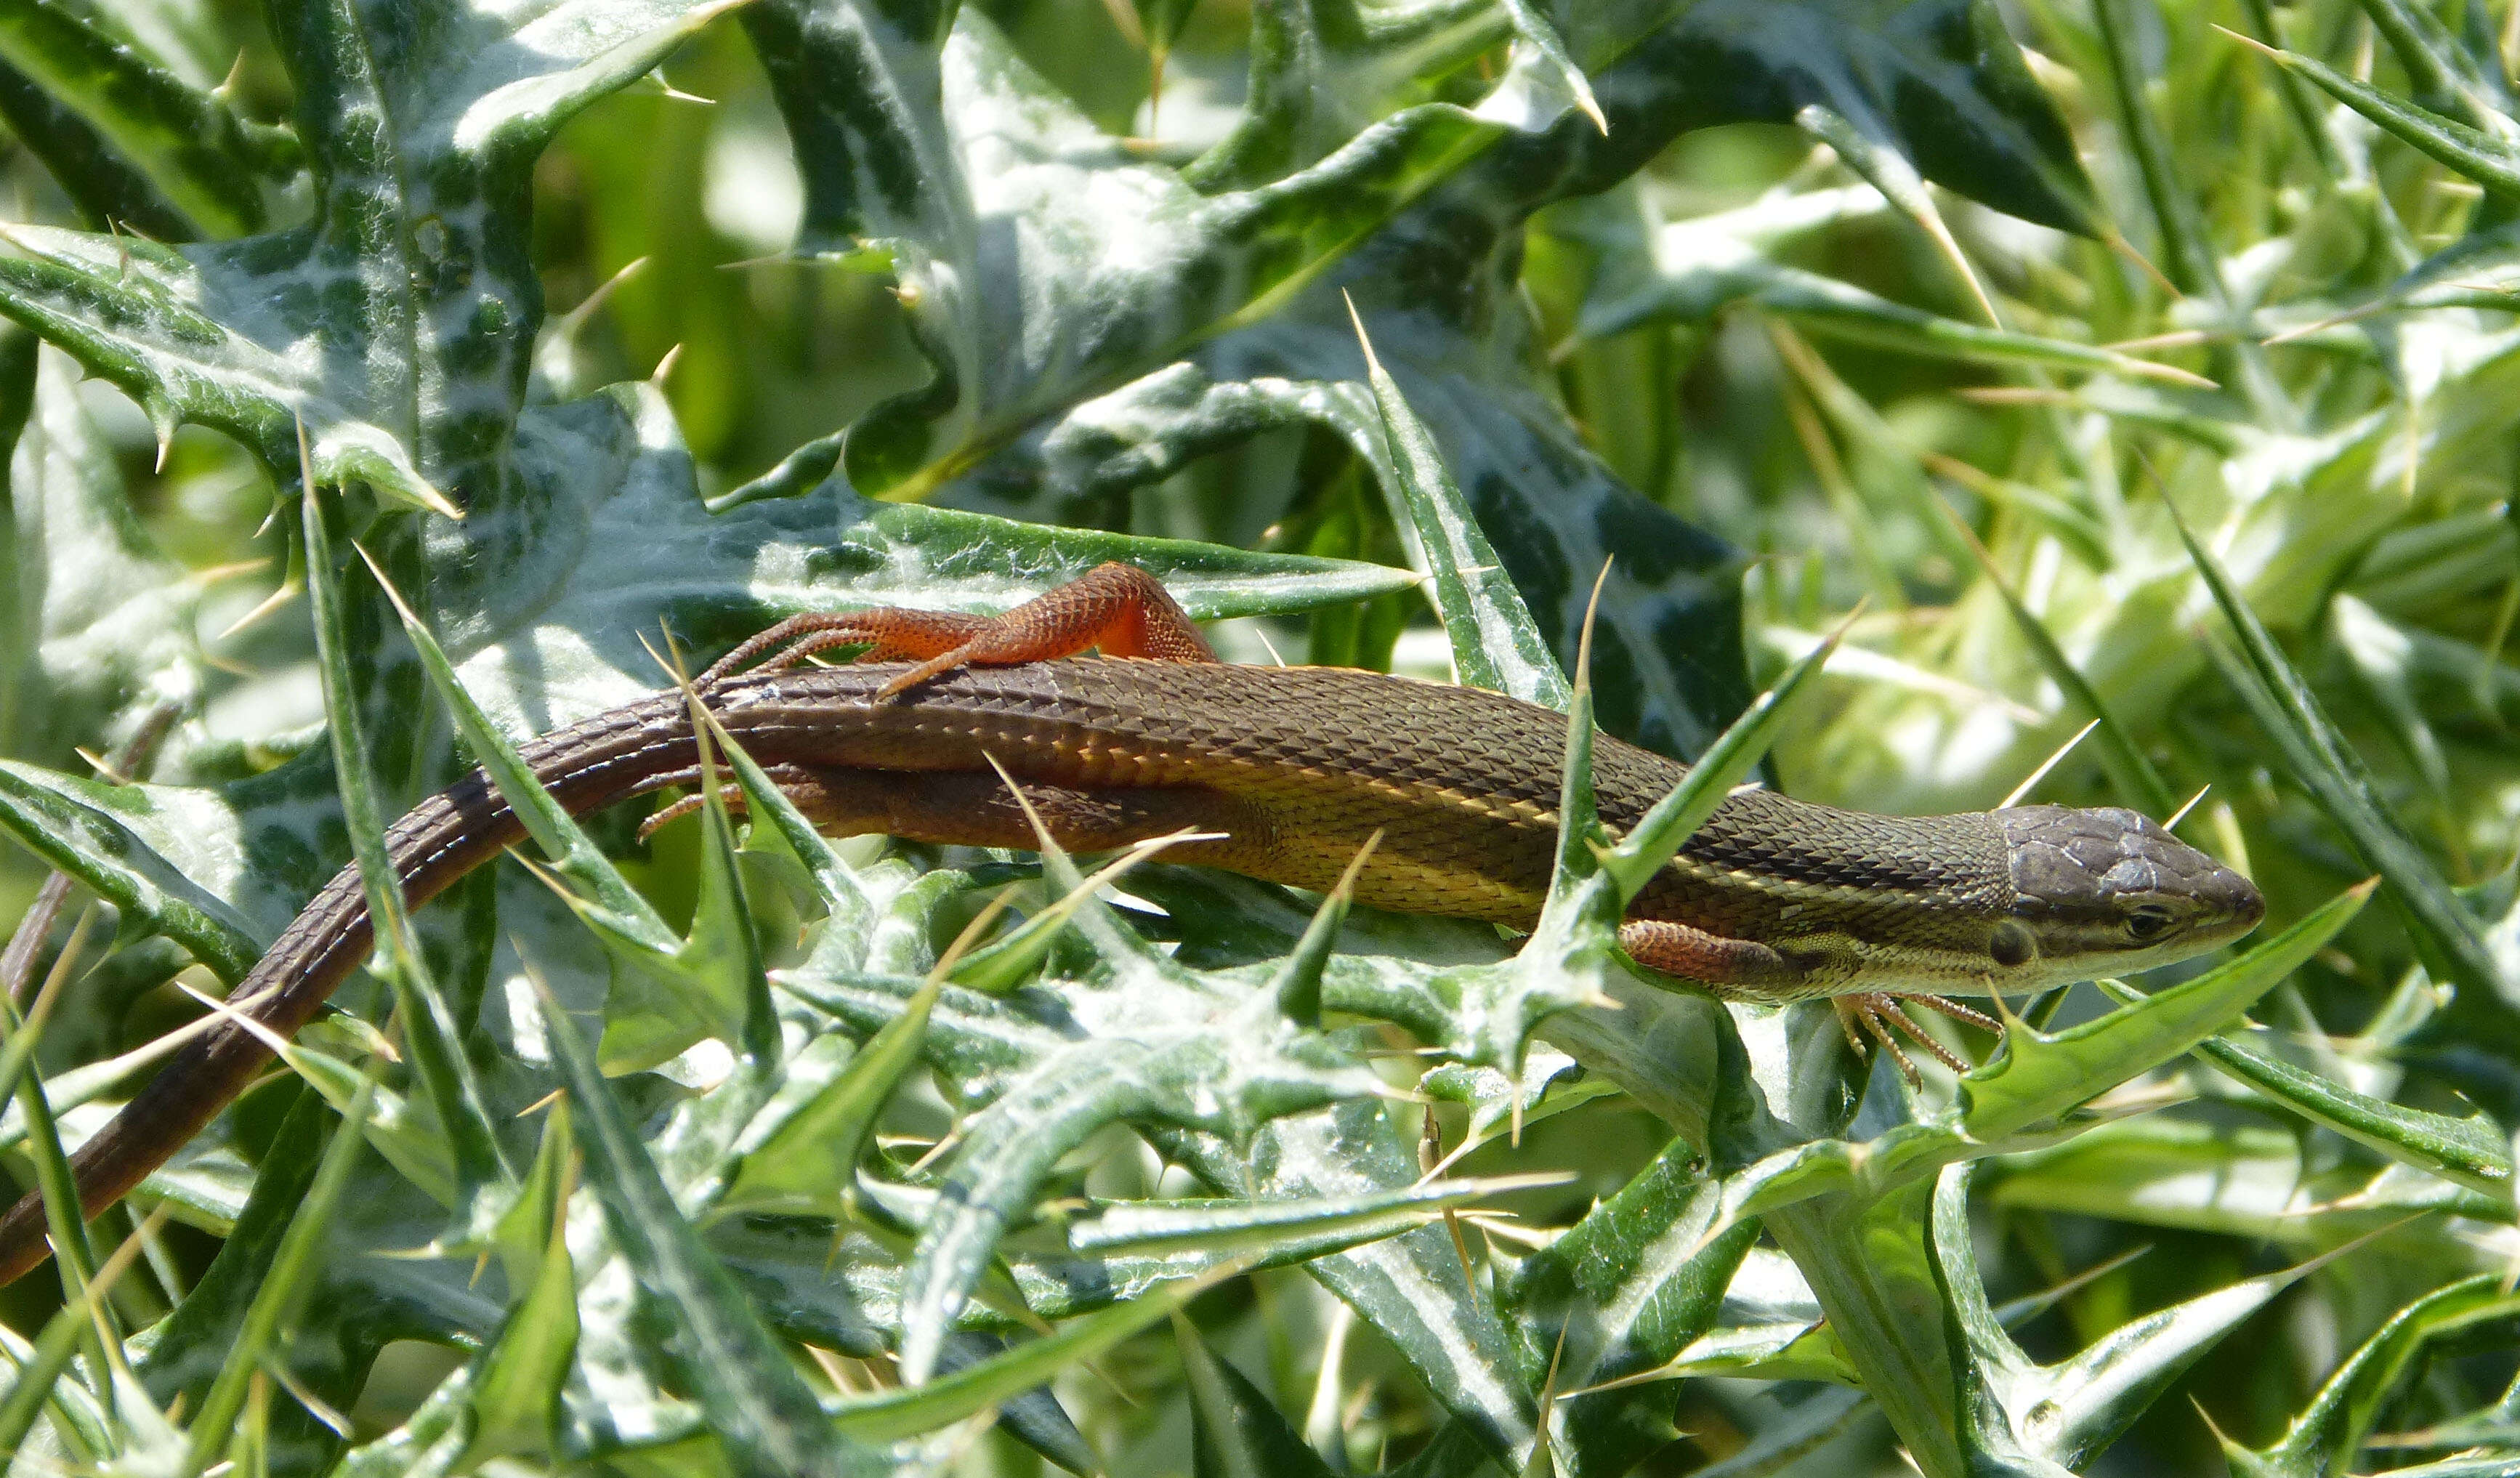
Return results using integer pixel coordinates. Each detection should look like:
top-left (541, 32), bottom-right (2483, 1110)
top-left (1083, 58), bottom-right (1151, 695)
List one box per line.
top-left (0, 0), bottom-right (2516, 1474)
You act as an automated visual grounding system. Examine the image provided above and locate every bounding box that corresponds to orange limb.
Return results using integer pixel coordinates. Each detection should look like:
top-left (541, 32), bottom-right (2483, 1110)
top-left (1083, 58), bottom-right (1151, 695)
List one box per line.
top-left (699, 562), bottom-right (1218, 697)
top-left (1616, 918), bottom-right (1809, 994)
top-left (1619, 918), bottom-right (1999, 1086)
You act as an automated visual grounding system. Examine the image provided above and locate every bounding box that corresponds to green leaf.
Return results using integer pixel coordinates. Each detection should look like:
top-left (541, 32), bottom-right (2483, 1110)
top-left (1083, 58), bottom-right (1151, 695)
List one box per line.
top-left (2354, 0), bottom-right (2519, 132)
top-left (1179, 1314), bottom-right (1340, 1478)
top-left (185, 1009), bottom-right (456, 1205)
top-left (0, 0), bottom-right (757, 512)
top-left (0, 340), bottom-right (206, 775)
top-left (2123, 998), bottom-right (2515, 1203)
top-left (1170, 1098), bottom-right (1537, 1458)
top-left (1762, 1181), bottom-right (1962, 1478)
top-left (1932, 1163), bottom-right (2342, 1471)
top-left (1062, 1175), bottom-right (1551, 1257)
top-left (892, 1009), bottom-right (1380, 1383)
top-left (766, 4), bottom-right (1502, 504)
top-left (2224, 1274), bottom-right (2520, 1477)
top-left (716, 1187), bottom-right (1490, 1337)
top-left (538, 974), bottom-right (870, 1475)
top-left (492, 1091), bottom-right (578, 1296)
top-left (718, 978), bottom-right (936, 1218)
top-left (1987, 1116), bottom-right (2380, 1242)
top-left (0, 227), bottom-right (423, 517)
top-left (459, 1104), bottom-right (579, 1469)
top-left (1665, 889), bottom-right (2372, 1248)
top-left (1418, 1049), bottom-right (1617, 1146)
top-left (2173, 508), bottom-right (2520, 1056)
top-left (2232, 28), bottom-right (2520, 201)
top-left (1580, 211), bottom-right (2202, 385)
top-left (596, 697), bottom-right (775, 1073)
top-left (828, 1260), bottom-right (1234, 1442)
top-left (1497, 0), bottom-right (1602, 137)
top-left (0, 761), bottom-right (262, 980)
top-left (1614, 881), bottom-right (2372, 1478)
top-left (0, 57), bottom-right (193, 243)
top-left (1351, 306), bottom-right (1562, 708)
top-left (1203, 0), bottom-right (2090, 230)
top-left (0, 0), bottom-right (295, 238)
top-left (1265, 846), bottom-right (1370, 1029)
top-left (1051, 0), bottom-right (2089, 762)
top-left (1497, 1135), bottom-right (1760, 1476)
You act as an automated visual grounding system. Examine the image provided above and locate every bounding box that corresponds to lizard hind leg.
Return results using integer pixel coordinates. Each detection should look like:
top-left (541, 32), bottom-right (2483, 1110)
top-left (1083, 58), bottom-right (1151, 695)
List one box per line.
top-left (698, 607), bottom-right (994, 688)
top-left (874, 562), bottom-right (1219, 697)
top-left (699, 562), bottom-right (1219, 698)
top-left (636, 762), bottom-right (819, 840)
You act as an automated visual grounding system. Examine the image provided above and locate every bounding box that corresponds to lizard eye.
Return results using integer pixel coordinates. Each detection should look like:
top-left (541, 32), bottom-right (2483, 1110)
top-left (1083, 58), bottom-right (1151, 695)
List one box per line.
top-left (2126, 905), bottom-right (2174, 942)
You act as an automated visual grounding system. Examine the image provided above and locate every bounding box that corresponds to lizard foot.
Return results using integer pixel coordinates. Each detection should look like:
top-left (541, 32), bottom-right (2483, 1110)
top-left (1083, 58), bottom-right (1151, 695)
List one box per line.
top-left (1831, 991), bottom-right (2002, 1087)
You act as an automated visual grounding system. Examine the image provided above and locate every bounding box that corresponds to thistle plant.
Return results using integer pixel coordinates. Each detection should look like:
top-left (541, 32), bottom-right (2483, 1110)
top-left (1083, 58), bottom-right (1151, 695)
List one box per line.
top-left (0, 0), bottom-right (2514, 1474)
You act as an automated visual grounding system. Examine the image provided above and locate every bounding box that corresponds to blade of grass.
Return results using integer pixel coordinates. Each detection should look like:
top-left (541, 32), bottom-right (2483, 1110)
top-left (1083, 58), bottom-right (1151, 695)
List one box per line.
top-left (1, 910), bottom-right (106, 1360)
top-left (828, 1257), bottom-right (1251, 1442)
top-left (1937, 497), bottom-right (2179, 817)
top-left (302, 448), bottom-right (509, 1202)
top-left (2168, 505), bottom-right (2512, 1025)
top-left (0, 1207), bottom-right (165, 1458)
top-left (533, 972), bottom-right (865, 1474)
top-left (2219, 26), bottom-right (2520, 198)
top-left (177, 1067), bottom-right (379, 1477)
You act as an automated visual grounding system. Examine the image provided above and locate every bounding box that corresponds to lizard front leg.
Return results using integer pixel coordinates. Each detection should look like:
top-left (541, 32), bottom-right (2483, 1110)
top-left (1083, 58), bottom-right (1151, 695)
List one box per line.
top-left (1618, 918), bottom-right (1995, 1086)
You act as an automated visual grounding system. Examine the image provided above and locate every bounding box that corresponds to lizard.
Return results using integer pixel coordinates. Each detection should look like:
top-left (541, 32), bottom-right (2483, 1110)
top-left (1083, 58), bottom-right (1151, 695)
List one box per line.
top-left (0, 562), bottom-right (2264, 1285)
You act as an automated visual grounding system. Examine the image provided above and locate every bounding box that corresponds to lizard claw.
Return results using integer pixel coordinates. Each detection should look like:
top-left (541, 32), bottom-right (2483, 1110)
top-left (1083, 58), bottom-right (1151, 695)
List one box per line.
top-left (1832, 991), bottom-right (1996, 1086)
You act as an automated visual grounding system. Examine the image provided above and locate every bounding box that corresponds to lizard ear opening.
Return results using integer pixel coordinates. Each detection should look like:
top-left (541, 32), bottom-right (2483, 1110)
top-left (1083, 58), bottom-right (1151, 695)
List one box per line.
top-left (1988, 920), bottom-right (2036, 970)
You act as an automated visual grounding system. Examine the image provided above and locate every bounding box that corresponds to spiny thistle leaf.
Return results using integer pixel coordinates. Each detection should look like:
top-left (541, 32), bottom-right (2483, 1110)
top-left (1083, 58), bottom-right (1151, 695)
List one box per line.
top-left (538, 981), bottom-right (869, 1477)
top-left (2222, 1274), bottom-right (2520, 1478)
top-left (5, 0), bottom-right (2516, 1472)
top-left (1933, 1162), bottom-right (2351, 1472)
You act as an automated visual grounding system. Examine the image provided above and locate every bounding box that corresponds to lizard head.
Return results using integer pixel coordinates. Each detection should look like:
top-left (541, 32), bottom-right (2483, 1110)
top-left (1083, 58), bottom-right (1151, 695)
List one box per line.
top-left (1988, 805), bottom-right (2265, 986)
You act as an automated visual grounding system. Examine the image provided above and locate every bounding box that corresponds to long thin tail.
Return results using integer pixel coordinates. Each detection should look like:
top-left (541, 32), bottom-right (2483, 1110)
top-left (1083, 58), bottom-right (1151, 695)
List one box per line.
top-left (0, 692), bottom-right (704, 1286)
